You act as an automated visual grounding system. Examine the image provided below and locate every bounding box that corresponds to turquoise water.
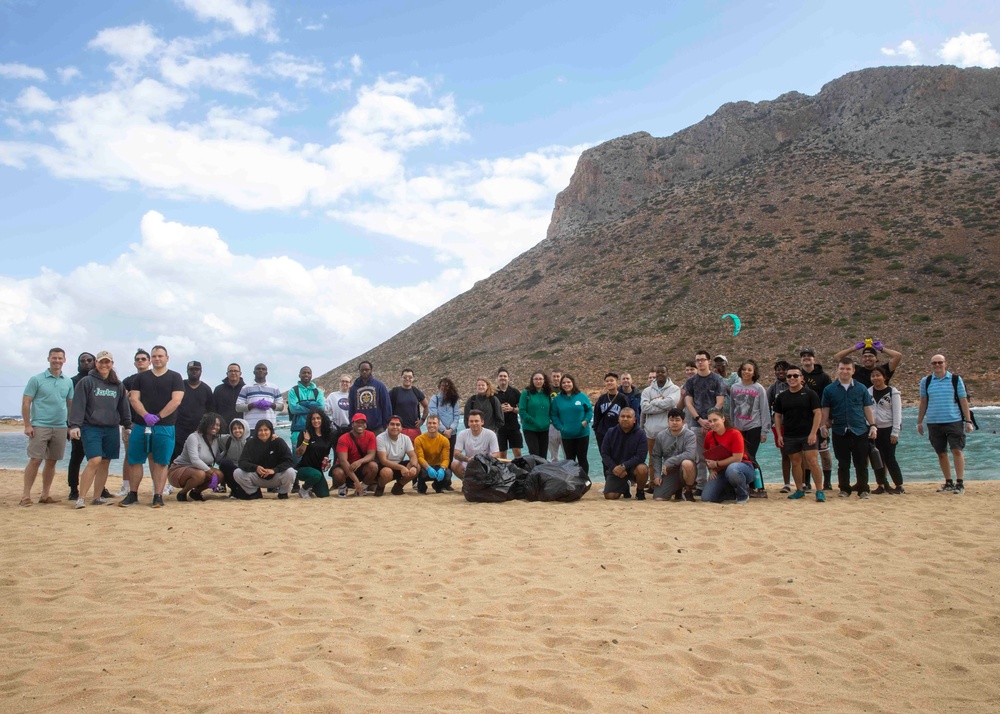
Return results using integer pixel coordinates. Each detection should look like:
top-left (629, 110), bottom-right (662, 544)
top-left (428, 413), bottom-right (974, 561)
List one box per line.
top-left (4, 407), bottom-right (997, 482)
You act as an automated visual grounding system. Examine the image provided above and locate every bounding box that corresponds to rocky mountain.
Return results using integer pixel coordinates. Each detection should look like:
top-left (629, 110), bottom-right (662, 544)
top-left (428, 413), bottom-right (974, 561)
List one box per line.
top-left (318, 66), bottom-right (1000, 403)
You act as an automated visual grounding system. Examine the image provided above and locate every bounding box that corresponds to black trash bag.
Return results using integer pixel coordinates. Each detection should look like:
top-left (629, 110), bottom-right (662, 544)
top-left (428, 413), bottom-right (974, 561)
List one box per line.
top-left (462, 454), bottom-right (530, 503)
top-left (524, 460), bottom-right (592, 502)
top-left (508, 454), bottom-right (547, 499)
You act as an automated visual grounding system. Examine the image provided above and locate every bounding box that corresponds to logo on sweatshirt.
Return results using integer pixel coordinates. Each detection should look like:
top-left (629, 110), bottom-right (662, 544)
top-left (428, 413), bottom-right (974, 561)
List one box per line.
top-left (94, 388), bottom-right (118, 397)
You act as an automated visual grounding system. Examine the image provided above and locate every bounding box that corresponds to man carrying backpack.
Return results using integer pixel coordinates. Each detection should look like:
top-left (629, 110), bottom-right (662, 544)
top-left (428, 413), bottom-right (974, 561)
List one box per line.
top-left (916, 354), bottom-right (975, 495)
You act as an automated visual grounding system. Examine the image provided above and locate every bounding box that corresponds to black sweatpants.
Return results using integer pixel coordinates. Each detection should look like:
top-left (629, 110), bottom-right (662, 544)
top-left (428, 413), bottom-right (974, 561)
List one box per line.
top-left (67, 438), bottom-right (85, 491)
top-left (832, 430), bottom-right (870, 494)
top-left (562, 435), bottom-right (590, 476)
top-left (524, 429), bottom-right (549, 459)
top-left (872, 429), bottom-right (903, 487)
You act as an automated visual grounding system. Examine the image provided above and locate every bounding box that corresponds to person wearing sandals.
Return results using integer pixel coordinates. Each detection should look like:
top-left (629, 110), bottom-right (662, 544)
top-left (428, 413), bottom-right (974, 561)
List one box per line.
top-left (233, 420), bottom-right (295, 499)
top-left (772, 366), bottom-right (825, 502)
top-left (868, 366), bottom-right (904, 494)
top-left (168, 412), bottom-right (225, 501)
top-left (294, 409), bottom-right (335, 498)
top-left (67, 351), bottom-right (131, 508)
top-left (700, 408), bottom-right (755, 504)
top-left (331, 413), bottom-right (378, 497)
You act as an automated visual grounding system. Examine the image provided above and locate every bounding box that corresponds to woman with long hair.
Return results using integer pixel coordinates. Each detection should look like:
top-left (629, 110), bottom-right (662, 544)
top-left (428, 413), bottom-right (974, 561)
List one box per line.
top-left (519, 371), bottom-right (552, 457)
top-left (869, 366), bottom-right (905, 494)
top-left (729, 360), bottom-right (769, 476)
top-left (295, 409), bottom-right (335, 498)
top-left (550, 374), bottom-right (593, 476)
top-left (701, 408), bottom-right (755, 504)
top-left (429, 377), bottom-right (461, 462)
top-left (464, 377), bottom-right (504, 432)
top-left (168, 411), bottom-right (225, 501)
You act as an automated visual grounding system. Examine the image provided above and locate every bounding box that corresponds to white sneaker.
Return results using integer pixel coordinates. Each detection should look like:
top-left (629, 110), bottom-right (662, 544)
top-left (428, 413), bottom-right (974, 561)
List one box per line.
top-left (116, 483), bottom-right (130, 497)
top-left (299, 488), bottom-right (313, 499)
top-left (163, 483), bottom-right (174, 496)
top-left (75, 498), bottom-right (86, 509)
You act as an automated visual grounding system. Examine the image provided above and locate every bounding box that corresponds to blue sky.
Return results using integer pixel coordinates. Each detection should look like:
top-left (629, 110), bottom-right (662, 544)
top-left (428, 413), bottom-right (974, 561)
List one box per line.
top-left (1, 0), bottom-right (998, 414)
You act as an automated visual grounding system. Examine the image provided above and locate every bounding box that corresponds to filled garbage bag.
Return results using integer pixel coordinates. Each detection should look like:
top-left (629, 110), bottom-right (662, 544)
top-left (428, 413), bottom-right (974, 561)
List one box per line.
top-left (524, 460), bottom-right (592, 502)
top-left (508, 454), bottom-right (547, 498)
top-left (462, 454), bottom-right (529, 503)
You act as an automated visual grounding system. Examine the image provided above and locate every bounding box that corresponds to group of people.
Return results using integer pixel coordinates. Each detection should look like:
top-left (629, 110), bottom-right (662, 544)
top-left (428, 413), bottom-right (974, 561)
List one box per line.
top-left (19, 340), bottom-right (976, 508)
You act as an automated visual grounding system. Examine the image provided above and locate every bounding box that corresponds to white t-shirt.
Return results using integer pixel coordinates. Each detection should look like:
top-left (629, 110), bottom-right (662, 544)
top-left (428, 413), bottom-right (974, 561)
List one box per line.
top-left (376, 431), bottom-right (413, 463)
top-left (325, 390), bottom-right (351, 428)
top-left (455, 428), bottom-right (499, 458)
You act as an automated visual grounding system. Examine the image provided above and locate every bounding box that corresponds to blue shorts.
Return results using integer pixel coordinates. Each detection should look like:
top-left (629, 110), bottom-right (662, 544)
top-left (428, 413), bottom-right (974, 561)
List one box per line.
top-left (127, 425), bottom-right (175, 466)
top-left (82, 425), bottom-right (121, 460)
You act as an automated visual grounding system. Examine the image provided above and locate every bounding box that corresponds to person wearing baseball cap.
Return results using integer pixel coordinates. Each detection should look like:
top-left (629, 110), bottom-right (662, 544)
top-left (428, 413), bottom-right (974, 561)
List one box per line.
top-left (833, 339), bottom-right (904, 388)
top-left (798, 347), bottom-right (834, 491)
top-left (331, 413), bottom-right (378, 497)
top-left (172, 359), bottom-right (215, 463)
top-left (767, 360), bottom-right (793, 492)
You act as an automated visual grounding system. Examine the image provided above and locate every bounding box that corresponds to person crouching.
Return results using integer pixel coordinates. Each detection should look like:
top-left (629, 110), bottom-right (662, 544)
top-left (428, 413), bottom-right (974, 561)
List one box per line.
top-left (232, 420), bottom-right (295, 499)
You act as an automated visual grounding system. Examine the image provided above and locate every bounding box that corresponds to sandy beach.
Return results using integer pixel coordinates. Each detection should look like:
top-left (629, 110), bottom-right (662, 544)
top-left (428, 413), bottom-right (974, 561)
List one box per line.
top-left (3, 469), bottom-right (1000, 713)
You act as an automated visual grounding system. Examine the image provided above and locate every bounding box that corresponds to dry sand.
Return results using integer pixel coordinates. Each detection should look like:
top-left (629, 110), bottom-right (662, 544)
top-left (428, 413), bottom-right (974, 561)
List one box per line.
top-left (3, 469), bottom-right (1000, 713)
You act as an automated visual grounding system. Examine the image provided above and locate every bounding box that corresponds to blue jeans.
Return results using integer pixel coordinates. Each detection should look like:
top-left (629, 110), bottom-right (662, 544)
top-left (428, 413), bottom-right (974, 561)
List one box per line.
top-left (701, 461), bottom-right (754, 503)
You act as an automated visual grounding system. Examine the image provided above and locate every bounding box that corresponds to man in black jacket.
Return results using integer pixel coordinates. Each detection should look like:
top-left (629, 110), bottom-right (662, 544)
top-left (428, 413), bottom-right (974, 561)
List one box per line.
top-left (213, 363), bottom-right (245, 433)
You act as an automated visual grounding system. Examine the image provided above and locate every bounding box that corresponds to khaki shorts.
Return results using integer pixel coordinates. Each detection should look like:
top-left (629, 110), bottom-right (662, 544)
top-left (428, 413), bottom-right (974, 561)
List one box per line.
top-left (27, 426), bottom-right (68, 461)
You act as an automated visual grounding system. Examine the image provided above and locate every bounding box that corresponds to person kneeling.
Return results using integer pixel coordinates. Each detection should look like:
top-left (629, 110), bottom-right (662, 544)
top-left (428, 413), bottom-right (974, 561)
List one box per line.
top-left (331, 413), bottom-right (378, 497)
top-left (701, 408), bottom-right (755, 504)
top-left (233, 420), bottom-right (295, 499)
top-left (450, 410), bottom-right (501, 481)
top-left (376, 416), bottom-right (419, 496)
top-left (599, 408), bottom-right (648, 500)
top-left (650, 408), bottom-right (697, 501)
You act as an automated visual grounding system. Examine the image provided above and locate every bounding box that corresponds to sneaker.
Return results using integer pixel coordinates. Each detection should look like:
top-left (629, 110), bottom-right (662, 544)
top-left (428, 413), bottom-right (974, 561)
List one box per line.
top-left (416, 481), bottom-right (428, 494)
top-left (337, 484), bottom-right (349, 498)
top-left (735, 496), bottom-right (749, 505)
top-left (69, 489), bottom-right (79, 501)
top-left (838, 491), bottom-right (851, 499)
top-left (937, 482), bottom-right (955, 492)
top-left (299, 488), bottom-right (313, 499)
top-left (277, 492), bottom-right (289, 499)
top-left (816, 491), bottom-right (826, 502)
top-left (954, 482), bottom-right (965, 495)
top-left (116, 483), bottom-right (130, 497)
top-left (176, 491), bottom-right (188, 502)
top-left (100, 488), bottom-right (113, 499)
top-left (75, 498), bottom-right (86, 509)
top-left (788, 490), bottom-right (805, 500)
top-left (91, 497), bottom-right (109, 506)
top-left (118, 492), bottom-right (139, 508)
top-left (291, 483), bottom-right (300, 494)
top-left (872, 485), bottom-right (887, 495)
top-left (823, 479), bottom-right (833, 491)
top-left (858, 491), bottom-right (870, 500)
top-left (635, 490), bottom-right (645, 501)
top-left (894, 486), bottom-right (906, 495)
top-left (432, 481), bottom-right (444, 493)
top-left (682, 490), bottom-right (696, 502)
top-left (151, 494), bottom-right (165, 508)
top-left (162, 483), bottom-right (174, 496)
top-left (391, 482), bottom-right (405, 496)
top-left (694, 488), bottom-right (703, 498)
top-left (779, 484), bottom-right (791, 494)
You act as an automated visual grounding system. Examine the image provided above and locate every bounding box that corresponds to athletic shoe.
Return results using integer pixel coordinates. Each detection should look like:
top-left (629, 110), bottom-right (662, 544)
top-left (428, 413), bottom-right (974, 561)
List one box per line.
top-left (682, 490), bottom-right (696, 502)
top-left (816, 491), bottom-right (826, 502)
top-left (788, 490), bottom-right (805, 500)
top-left (779, 485), bottom-right (791, 494)
top-left (937, 482), bottom-right (955, 492)
top-left (893, 486), bottom-right (906, 495)
top-left (391, 482), bottom-right (405, 496)
top-left (432, 481), bottom-right (444, 493)
top-left (176, 491), bottom-right (188, 502)
top-left (838, 491), bottom-right (851, 498)
top-left (69, 489), bottom-right (79, 501)
top-left (277, 492), bottom-right (289, 499)
top-left (115, 483), bottom-right (130, 497)
top-left (162, 483), bottom-right (174, 496)
top-left (188, 490), bottom-right (205, 501)
top-left (291, 483), bottom-right (300, 494)
top-left (635, 490), bottom-right (645, 501)
top-left (118, 492), bottom-right (139, 508)
top-left (823, 479), bottom-right (833, 491)
top-left (735, 496), bottom-right (749, 505)
top-left (100, 488), bottom-right (113, 499)
top-left (75, 498), bottom-right (86, 509)
top-left (151, 494), bottom-right (165, 508)
top-left (337, 484), bottom-right (349, 498)
top-left (954, 483), bottom-right (965, 495)
top-left (91, 497), bottom-right (109, 506)
top-left (858, 491), bottom-right (870, 500)
top-left (416, 481), bottom-right (428, 494)
top-left (694, 488), bottom-right (703, 498)
top-left (374, 483), bottom-right (386, 497)
top-left (872, 486), bottom-right (888, 495)
top-left (299, 488), bottom-right (313, 499)
top-left (802, 483), bottom-right (812, 493)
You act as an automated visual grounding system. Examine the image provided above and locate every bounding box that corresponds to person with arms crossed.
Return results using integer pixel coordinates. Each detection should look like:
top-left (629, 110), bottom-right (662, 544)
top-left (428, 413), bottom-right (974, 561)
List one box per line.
top-left (592, 372), bottom-right (631, 450)
top-left (349, 361), bottom-right (392, 435)
top-left (389, 368), bottom-right (428, 443)
top-left (494, 368), bottom-right (523, 458)
top-left (212, 363), bottom-right (245, 433)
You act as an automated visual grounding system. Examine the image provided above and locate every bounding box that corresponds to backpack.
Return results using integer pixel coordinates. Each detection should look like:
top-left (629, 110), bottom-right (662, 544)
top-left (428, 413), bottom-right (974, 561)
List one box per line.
top-left (922, 373), bottom-right (978, 430)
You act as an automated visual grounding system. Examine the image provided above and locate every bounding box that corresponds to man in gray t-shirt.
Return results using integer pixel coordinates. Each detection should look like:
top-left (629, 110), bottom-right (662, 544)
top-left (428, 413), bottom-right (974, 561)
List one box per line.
top-left (683, 350), bottom-right (728, 491)
top-left (451, 410), bottom-right (501, 479)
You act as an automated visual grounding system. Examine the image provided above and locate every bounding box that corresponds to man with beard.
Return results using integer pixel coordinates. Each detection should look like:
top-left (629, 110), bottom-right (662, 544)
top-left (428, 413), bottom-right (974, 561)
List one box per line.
top-left (349, 361), bottom-right (392, 435)
top-left (494, 368), bottom-right (522, 458)
top-left (798, 347), bottom-right (833, 491)
top-left (173, 361), bottom-right (215, 461)
top-left (119, 349), bottom-right (150, 497)
top-left (67, 351), bottom-right (95, 500)
top-left (236, 363), bottom-right (284, 429)
top-left (213, 363), bottom-right (245, 432)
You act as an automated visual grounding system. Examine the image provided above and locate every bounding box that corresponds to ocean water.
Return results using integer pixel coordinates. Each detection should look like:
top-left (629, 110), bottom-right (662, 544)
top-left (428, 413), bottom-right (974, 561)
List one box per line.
top-left (3, 407), bottom-right (997, 483)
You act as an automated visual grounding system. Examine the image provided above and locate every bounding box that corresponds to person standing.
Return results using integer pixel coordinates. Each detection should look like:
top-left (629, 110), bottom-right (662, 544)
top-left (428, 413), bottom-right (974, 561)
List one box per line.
top-left (67, 351), bottom-right (131, 508)
top-left (325, 374), bottom-right (353, 442)
top-left (683, 350), bottom-right (728, 493)
top-left (236, 363), bottom-right (284, 430)
top-left (20, 348), bottom-right (74, 506)
top-left (821, 357), bottom-right (877, 499)
top-left (833, 340), bottom-right (904, 388)
top-left (173, 361), bottom-right (215, 461)
top-left (122, 345), bottom-right (184, 508)
top-left (389, 368), bottom-right (427, 443)
top-left (618, 373), bottom-right (642, 424)
top-left (729, 360), bottom-right (769, 477)
top-left (547, 369), bottom-right (563, 461)
top-left (550, 374), bottom-right (593, 476)
top-left (464, 378), bottom-right (504, 432)
top-left (592, 372), bottom-right (631, 450)
top-left (641, 365), bottom-right (682, 466)
top-left (518, 372), bottom-right (552, 458)
top-left (494, 368), bottom-right (522, 458)
top-left (119, 349), bottom-right (150, 497)
top-left (67, 351), bottom-right (95, 500)
top-left (917, 354), bottom-right (975, 495)
top-left (772, 365), bottom-right (824, 502)
top-left (213, 363), bottom-right (245, 432)
top-left (287, 366), bottom-right (325, 454)
top-left (869, 366), bottom-right (904, 494)
top-left (767, 360), bottom-right (793, 493)
top-left (799, 347), bottom-right (833, 491)
top-left (348, 361), bottom-right (392, 435)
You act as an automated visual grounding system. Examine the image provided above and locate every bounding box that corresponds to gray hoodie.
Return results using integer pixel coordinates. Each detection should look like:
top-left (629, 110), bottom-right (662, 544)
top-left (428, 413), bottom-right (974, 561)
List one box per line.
top-left (220, 418), bottom-right (250, 463)
top-left (174, 432), bottom-right (224, 471)
top-left (68, 369), bottom-right (131, 429)
top-left (650, 424), bottom-right (697, 477)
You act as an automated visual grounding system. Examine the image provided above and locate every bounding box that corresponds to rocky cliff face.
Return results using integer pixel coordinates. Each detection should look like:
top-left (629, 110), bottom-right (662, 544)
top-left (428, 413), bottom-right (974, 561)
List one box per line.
top-left (548, 66), bottom-right (1000, 240)
top-left (318, 66), bottom-right (1000, 402)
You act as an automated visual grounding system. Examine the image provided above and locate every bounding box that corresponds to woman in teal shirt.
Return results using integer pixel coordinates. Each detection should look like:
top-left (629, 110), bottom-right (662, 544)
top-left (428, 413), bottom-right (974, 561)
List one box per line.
top-left (550, 374), bottom-right (593, 475)
top-left (519, 371), bottom-right (552, 457)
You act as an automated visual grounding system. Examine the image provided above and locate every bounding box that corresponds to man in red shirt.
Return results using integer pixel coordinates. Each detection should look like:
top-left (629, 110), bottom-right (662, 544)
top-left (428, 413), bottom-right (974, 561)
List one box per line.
top-left (331, 414), bottom-right (379, 497)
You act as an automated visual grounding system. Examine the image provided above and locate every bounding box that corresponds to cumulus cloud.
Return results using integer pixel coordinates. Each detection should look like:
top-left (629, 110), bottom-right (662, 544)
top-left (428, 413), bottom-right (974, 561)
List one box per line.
top-left (0, 210), bottom-right (456, 400)
top-left (0, 63), bottom-right (47, 81)
top-left (267, 51), bottom-right (325, 87)
top-left (16, 87), bottom-right (58, 113)
top-left (160, 51), bottom-right (256, 94)
top-left (177, 0), bottom-right (277, 40)
top-left (57, 66), bottom-right (81, 83)
top-left (939, 32), bottom-right (1000, 68)
top-left (89, 23), bottom-right (165, 65)
top-left (350, 54), bottom-right (362, 74)
top-left (880, 40), bottom-right (920, 64)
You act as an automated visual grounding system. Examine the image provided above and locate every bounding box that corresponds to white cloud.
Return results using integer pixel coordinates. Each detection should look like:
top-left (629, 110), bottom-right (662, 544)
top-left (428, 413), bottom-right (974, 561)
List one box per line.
top-left (298, 13), bottom-right (327, 31)
top-left (0, 210), bottom-right (452, 402)
top-left (178, 0), bottom-right (277, 40)
top-left (16, 86), bottom-right (58, 113)
top-left (89, 23), bottom-right (165, 65)
top-left (57, 66), bottom-right (81, 83)
top-left (939, 32), bottom-right (1000, 68)
top-left (267, 51), bottom-right (325, 87)
top-left (0, 62), bottom-right (47, 81)
top-left (160, 51), bottom-right (256, 94)
top-left (880, 40), bottom-right (920, 64)
top-left (350, 54), bottom-right (362, 74)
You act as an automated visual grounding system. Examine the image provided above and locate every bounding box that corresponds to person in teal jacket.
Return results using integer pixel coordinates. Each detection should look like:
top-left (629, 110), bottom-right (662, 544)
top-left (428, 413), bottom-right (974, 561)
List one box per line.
top-left (550, 374), bottom-right (593, 475)
top-left (519, 371), bottom-right (552, 458)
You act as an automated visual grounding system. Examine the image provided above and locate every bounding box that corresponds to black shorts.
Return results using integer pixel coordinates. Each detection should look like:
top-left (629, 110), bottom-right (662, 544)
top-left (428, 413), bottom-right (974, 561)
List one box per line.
top-left (928, 421), bottom-right (965, 454)
top-left (497, 428), bottom-right (523, 451)
top-left (782, 436), bottom-right (818, 455)
top-left (603, 472), bottom-right (632, 496)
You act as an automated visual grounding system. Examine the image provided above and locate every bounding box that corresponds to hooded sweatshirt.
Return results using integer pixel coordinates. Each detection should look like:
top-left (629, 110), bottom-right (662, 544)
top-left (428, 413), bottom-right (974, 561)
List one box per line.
top-left (69, 369), bottom-right (131, 429)
top-left (238, 420), bottom-right (294, 474)
top-left (640, 379), bottom-right (681, 435)
top-left (464, 394), bottom-right (504, 431)
top-left (349, 376), bottom-right (392, 431)
top-left (288, 381), bottom-right (325, 432)
top-left (173, 431), bottom-right (224, 471)
top-left (219, 418), bottom-right (250, 463)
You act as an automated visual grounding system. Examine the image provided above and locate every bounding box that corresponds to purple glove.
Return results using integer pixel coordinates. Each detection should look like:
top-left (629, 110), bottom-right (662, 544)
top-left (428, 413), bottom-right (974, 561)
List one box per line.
top-left (253, 400), bottom-right (273, 410)
top-left (208, 474), bottom-right (219, 491)
top-left (854, 341), bottom-right (865, 350)
top-left (873, 340), bottom-right (884, 351)
top-left (143, 414), bottom-right (160, 426)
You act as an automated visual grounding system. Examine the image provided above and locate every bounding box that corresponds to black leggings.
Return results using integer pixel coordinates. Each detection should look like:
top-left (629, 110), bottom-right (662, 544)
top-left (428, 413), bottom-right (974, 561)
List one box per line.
top-left (873, 429), bottom-right (903, 487)
top-left (67, 438), bottom-right (85, 490)
top-left (524, 430), bottom-right (549, 458)
top-left (562, 436), bottom-right (590, 476)
top-left (740, 427), bottom-right (762, 471)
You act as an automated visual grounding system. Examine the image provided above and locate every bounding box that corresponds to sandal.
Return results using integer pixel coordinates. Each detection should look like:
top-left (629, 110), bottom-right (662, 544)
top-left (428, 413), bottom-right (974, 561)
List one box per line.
top-left (38, 496), bottom-right (61, 504)
top-left (19, 498), bottom-right (33, 507)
